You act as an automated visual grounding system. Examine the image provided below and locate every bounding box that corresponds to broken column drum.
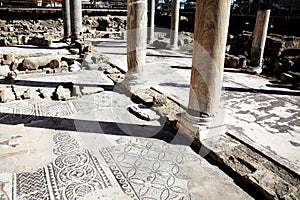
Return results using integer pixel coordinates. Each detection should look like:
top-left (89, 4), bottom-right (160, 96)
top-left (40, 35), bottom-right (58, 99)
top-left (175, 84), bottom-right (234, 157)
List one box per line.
top-left (250, 9), bottom-right (270, 70)
top-left (62, 0), bottom-right (71, 39)
top-left (170, 0), bottom-right (180, 48)
top-left (180, 0), bottom-right (231, 138)
top-left (70, 0), bottom-right (83, 42)
top-left (127, 0), bottom-right (147, 72)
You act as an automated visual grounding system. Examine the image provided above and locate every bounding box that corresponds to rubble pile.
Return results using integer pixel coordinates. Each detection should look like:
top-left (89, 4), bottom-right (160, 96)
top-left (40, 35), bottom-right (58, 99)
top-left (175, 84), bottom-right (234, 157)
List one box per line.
top-left (0, 20), bottom-right (62, 47)
top-left (0, 16), bottom-right (127, 47)
top-left (226, 32), bottom-right (300, 88)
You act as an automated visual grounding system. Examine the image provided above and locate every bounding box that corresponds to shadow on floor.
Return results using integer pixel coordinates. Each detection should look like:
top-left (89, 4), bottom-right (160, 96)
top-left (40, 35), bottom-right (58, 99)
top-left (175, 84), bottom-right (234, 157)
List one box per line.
top-left (223, 86), bottom-right (300, 96)
top-left (0, 79), bottom-right (114, 91)
top-left (0, 112), bottom-right (190, 145)
top-left (170, 66), bottom-right (191, 70)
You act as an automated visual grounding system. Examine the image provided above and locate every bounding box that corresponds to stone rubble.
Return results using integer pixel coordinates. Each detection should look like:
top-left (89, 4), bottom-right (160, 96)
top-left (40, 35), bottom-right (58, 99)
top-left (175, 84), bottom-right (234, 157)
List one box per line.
top-left (224, 32), bottom-right (300, 89)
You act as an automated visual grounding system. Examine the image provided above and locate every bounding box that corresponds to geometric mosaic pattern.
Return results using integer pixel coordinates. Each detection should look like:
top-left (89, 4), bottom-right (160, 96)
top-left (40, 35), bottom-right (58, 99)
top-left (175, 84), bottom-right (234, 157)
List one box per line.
top-left (101, 138), bottom-right (201, 200)
top-left (4, 133), bottom-right (203, 200)
top-left (16, 132), bottom-right (111, 200)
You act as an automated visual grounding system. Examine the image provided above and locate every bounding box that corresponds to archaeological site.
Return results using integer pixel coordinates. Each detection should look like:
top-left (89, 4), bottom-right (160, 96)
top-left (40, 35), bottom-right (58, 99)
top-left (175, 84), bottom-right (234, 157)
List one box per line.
top-left (0, 0), bottom-right (299, 199)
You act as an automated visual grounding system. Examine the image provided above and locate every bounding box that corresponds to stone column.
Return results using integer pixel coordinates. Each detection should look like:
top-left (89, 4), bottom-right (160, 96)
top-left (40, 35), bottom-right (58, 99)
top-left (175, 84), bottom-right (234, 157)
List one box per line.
top-left (247, 9), bottom-right (270, 74)
top-left (179, 0), bottom-right (231, 140)
top-left (170, 0), bottom-right (180, 48)
top-left (127, 0), bottom-right (147, 72)
top-left (70, 0), bottom-right (83, 42)
top-left (147, 0), bottom-right (155, 44)
top-left (62, 0), bottom-right (71, 39)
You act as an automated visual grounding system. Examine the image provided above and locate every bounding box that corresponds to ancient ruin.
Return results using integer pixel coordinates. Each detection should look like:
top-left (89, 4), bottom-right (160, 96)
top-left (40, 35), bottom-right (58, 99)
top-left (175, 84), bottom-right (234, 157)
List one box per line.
top-left (0, 0), bottom-right (300, 199)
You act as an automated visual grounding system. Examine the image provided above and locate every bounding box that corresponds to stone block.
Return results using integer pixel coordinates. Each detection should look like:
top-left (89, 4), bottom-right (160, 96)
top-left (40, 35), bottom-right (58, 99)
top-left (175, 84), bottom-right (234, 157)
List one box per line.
top-left (52, 85), bottom-right (71, 101)
top-left (2, 53), bottom-right (14, 65)
top-left (0, 87), bottom-right (15, 103)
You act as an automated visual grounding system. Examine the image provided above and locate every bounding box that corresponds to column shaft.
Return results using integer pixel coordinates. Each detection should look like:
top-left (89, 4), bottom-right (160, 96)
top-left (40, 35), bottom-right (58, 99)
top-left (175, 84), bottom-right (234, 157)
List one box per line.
top-left (70, 0), bottom-right (82, 42)
top-left (147, 0), bottom-right (155, 44)
top-left (250, 9), bottom-right (270, 69)
top-left (188, 0), bottom-right (231, 117)
top-left (62, 0), bottom-right (71, 39)
top-left (127, 0), bottom-right (147, 72)
top-left (170, 0), bottom-right (180, 47)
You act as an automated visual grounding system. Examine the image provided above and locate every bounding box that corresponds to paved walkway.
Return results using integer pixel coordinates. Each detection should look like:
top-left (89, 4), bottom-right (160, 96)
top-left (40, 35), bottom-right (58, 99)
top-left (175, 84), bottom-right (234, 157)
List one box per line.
top-left (0, 37), bottom-right (299, 199)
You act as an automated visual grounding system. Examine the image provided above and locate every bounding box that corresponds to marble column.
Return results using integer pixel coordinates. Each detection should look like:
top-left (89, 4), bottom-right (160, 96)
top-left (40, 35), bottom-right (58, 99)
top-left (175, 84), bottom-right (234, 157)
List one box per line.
top-left (147, 0), bottom-right (155, 44)
top-left (126, 0), bottom-right (147, 72)
top-left (70, 0), bottom-right (83, 42)
top-left (179, 0), bottom-right (231, 140)
top-left (247, 9), bottom-right (270, 74)
top-left (62, 0), bottom-right (71, 39)
top-left (170, 0), bottom-right (180, 48)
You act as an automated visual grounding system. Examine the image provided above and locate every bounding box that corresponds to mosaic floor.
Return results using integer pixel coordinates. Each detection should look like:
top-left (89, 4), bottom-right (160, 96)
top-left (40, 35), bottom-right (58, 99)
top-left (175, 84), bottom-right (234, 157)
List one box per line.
top-left (0, 131), bottom-right (253, 200)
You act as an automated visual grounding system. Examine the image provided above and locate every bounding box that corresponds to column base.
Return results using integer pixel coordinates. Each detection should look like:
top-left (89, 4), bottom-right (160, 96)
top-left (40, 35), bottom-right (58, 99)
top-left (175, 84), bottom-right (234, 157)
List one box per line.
top-left (168, 44), bottom-right (179, 50)
top-left (71, 33), bottom-right (83, 44)
top-left (177, 111), bottom-right (226, 142)
top-left (120, 70), bottom-right (145, 95)
top-left (246, 66), bottom-right (262, 74)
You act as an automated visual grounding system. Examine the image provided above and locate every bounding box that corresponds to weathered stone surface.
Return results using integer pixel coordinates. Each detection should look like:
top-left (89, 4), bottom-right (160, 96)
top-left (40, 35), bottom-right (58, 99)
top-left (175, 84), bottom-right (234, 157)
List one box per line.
top-left (69, 61), bottom-right (81, 72)
top-left (81, 86), bottom-right (104, 95)
top-left (281, 72), bottom-right (294, 84)
top-left (128, 104), bottom-right (151, 121)
top-left (227, 56), bottom-right (240, 68)
top-left (22, 58), bottom-right (39, 70)
top-left (104, 68), bottom-right (120, 74)
top-left (5, 71), bottom-right (17, 80)
top-left (153, 94), bottom-right (168, 106)
top-left (22, 55), bottom-right (62, 70)
top-left (37, 88), bottom-right (48, 99)
top-left (106, 74), bottom-right (125, 83)
top-left (2, 53), bottom-right (14, 65)
top-left (72, 85), bottom-right (82, 97)
top-left (21, 89), bottom-right (31, 100)
top-left (0, 87), bottom-right (15, 103)
top-left (52, 85), bottom-right (71, 101)
top-left (153, 40), bottom-right (168, 49)
top-left (49, 59), bottom-right (61, 69)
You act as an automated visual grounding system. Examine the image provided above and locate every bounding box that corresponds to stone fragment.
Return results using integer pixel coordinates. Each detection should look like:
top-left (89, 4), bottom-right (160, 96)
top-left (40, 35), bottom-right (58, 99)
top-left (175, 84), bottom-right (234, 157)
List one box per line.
top-left (153, 40), bottom-right (168, 49)
top-left (69, 48), bottom-right (80, 55)
top-left (43, 67), bottom-right (54, 74)
top-left (104, 68), bottom-right (120, 74)
top-left (9, 61), bottom-right (21, 71)
top-left (60, 61), bottom-right (69, 68)
top-left (22, 58), bottom-right (39, 70)
top-left (107, 74), bottom-right (125, 83)
top-left (5, 71), bottom-right (17, 80)
top-left (239, 55), bottom-right (248, 68)
top-left (281, 73), bottom-right (294, 84)
top-left (37, 88), bottom-right (47, 99)
top-left (2, 53), bottom-right (14, 65)
top-left (49, 59), bottom-right (61, 69)
top-left (69, 61), bottom-right (81, 72)
top-left (228, 56), bottom-right (240, 68)
top-left (21, 89), bottom-right (31, 100)
top-left (0, 87), bottom-right (15, 103)
top-left (153, 94), bottom-right (168, 106)
top-left (72, 85), bottom-right (82, 97)
top-left (128, 104), bottom-right (150, 121)
top-left (52, 85), bottom-right (71, 101)
top-left (83, 41), bottom-right (93, 53)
